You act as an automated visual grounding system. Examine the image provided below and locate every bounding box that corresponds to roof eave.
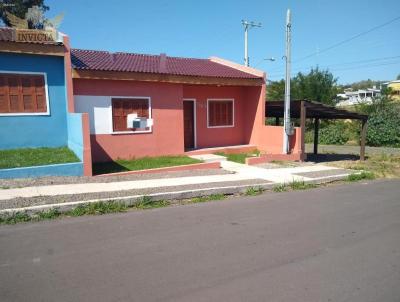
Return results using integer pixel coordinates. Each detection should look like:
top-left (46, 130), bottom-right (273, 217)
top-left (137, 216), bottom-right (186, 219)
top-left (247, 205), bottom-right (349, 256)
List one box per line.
top-left (72, 69), bottom-right (264, 86)
top-left (209, 56), bottom-right (266, 80)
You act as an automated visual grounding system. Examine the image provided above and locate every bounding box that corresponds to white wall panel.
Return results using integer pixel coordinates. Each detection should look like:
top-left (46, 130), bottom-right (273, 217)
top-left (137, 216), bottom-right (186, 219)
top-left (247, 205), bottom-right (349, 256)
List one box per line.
top-left (74, 95), bottom-right (111, 134)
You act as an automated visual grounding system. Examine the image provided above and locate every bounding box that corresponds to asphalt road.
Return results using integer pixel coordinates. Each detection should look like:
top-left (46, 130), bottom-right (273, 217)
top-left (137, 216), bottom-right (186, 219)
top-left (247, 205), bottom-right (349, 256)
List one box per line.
top-left (1, 180), bottom-right (399, 302)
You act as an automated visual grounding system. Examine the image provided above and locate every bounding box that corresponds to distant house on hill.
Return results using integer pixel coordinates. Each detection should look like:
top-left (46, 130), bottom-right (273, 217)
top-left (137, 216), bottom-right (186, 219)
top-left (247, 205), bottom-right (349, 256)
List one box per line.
top-left (336, 87), bottom-right (381, 107)
top-left (383, 80), bottom-right (400, 101)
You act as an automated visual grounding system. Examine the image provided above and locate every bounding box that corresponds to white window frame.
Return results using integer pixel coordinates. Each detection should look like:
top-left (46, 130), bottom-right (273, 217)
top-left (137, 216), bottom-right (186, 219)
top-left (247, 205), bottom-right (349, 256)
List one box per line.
top-left (110, 96), bottom-right (152, 134)
top-left (207, 98), bottom-right (235, 128)
top-left (0, 70), bottom-right (50, 116)
top-left (183, 98), bottom-right (197, 148)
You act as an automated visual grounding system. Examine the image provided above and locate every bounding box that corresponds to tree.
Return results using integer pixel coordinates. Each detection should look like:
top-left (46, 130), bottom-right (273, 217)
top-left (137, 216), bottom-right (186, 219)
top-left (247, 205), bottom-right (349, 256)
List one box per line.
top-left (0, 0), bottom-right (49, 28)
top-left (266, 80), bottom-right (285, 101)
top-left (266, 67), bottom-right (338, 105)
top-left (397, 74), bottom-right (400, 80)
top-left (292, 67), bottom-right (338, 105)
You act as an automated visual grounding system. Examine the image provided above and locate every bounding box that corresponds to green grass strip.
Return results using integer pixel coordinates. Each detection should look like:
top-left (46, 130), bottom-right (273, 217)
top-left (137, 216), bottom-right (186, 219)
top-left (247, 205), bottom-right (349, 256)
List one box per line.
top-left (215, 150), bottom-right (260, 164)
top-left (346, 171), bottom-right (375, 182)
top-left (0, 147), bottom-right (80, 169)
top-left (93, 155), bottom-right (202, 174)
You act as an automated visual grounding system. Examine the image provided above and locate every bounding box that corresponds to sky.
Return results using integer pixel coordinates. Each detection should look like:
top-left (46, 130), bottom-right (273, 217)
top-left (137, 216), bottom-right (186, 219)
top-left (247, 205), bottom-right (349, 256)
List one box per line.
top-left (46, 0), bottom-right (400, 84)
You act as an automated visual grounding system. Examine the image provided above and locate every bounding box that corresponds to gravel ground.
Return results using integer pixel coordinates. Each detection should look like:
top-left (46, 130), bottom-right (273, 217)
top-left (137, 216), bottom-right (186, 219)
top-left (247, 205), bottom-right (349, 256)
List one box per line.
top-left (0, 168), bottom-right (231, 189)
top-left (0, 179), bottom-right (270, 210)
top-left (305, 144), bottom-right (400, 156)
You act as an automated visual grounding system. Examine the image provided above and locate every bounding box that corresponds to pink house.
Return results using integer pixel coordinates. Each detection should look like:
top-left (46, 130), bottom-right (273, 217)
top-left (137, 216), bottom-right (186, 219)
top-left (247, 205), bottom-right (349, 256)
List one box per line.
top-left (70, 49), bottom-right (303, 165)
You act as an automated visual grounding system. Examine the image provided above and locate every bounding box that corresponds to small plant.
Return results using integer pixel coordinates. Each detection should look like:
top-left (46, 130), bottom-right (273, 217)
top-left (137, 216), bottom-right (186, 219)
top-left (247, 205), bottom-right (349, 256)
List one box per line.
top-left (289, 180), bottom-right (317, 190)
top-left (245, 187), bottom-right (264, 196)
top-left (67, 201), bottom-right (128, 216)
top-left (0, 212), bottom-right (31, 224)
top-left (190, 194), bottom-right (226, 203)
top-left (347, 171), bottom-right (375, 182)
top-left (37, 208), bottom-right (61, 220)
top-left (273, 183), bottom-right (287, 192)
top-left (135, 196), bottom-right (170, 209)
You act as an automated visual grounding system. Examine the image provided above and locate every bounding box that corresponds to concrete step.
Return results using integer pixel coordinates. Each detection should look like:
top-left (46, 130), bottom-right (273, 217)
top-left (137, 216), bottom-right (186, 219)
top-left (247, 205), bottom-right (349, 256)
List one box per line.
top-left (189, 154), bottom-right (227, 163)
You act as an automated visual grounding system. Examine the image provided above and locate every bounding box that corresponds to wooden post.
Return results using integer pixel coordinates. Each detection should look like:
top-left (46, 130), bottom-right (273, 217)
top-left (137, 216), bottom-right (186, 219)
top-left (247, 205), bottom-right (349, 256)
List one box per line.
top-left (300, 101), bottom-right (306, 161)
top-left (360, 119), bottom-right (367, 161)
top-left (275, 117), bottom-right (280, 126)
top-left (313, 118), bottom-right (319, 155)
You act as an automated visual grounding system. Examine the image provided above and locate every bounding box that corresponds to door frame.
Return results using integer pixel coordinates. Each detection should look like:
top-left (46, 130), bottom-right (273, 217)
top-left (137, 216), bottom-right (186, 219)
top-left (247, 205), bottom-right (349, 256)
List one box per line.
top-left (183, 99), bottom-right (197, 149)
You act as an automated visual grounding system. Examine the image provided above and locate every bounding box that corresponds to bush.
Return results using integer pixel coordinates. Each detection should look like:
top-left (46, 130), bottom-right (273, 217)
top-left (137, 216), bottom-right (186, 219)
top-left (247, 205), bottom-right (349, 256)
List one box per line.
top-left (319, 122), bottom-right (350, 145)
top-left (366, 105), bottom-right (400, 147)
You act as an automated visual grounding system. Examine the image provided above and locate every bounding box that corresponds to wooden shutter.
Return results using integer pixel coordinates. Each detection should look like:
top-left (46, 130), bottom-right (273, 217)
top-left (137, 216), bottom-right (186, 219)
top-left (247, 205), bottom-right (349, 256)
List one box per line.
top-left (208, 100), bottom-right (233, 127)
top-left (8, 76), bottom-right (20, 112)
top-left (0, 74), bottom-right (47, 114)
top-left (0, 76), bottom-right (8, 112)
top-left (112, 98), bottom-right (150, 132)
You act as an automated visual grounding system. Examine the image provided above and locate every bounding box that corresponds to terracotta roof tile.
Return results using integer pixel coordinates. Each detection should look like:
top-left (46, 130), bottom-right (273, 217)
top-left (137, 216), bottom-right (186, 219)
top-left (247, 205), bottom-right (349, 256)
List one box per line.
top-left (71, 49), bottom-right (261, 79)
top-left (0, 28), bottom-right (14, 42)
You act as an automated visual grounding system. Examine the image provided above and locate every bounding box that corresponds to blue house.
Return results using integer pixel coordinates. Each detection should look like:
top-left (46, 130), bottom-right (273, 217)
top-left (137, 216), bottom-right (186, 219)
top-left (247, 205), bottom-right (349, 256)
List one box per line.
top-left (0, 28), bottom-right (92, 178)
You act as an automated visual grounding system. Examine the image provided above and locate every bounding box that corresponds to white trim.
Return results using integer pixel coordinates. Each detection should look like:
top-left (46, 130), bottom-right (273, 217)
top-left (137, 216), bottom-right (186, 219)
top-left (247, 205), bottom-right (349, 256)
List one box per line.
top-left (0, 70), bottom-right (50, 116)
top-left (183, 98), bottom-right (197, 149)
top-left (209, 57), bottom-right (265, 78)
top-left (109, 96), bottom-right (152, 135)
top-left (207, 98), bottom-right (235, 128)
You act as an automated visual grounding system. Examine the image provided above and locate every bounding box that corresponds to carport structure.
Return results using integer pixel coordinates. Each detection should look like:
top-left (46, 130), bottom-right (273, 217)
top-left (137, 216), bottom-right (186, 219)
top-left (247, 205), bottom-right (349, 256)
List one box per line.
top-left (266, 100), bottom-right (369, 160)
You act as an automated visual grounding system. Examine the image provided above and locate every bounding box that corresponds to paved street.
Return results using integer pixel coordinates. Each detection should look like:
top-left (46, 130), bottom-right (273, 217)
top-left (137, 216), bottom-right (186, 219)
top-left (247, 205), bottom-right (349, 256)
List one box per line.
top-left (1, 180), bottom-right (399, 302)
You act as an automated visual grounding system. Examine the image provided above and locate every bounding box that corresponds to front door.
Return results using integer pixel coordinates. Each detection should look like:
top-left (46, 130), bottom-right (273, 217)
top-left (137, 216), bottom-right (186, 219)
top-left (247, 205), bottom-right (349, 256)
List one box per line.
top-left (183, 100), bottom-right (195, 150)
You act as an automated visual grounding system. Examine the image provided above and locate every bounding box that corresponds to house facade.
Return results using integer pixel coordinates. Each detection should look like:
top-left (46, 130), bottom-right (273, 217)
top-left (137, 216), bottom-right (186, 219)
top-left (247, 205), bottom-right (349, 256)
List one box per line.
top-left (385, 80), bottom-right (400, 101)
top-left (71, 50), bottom-right (303, 162)
top-left (0, 28), bottom-right (92, 178)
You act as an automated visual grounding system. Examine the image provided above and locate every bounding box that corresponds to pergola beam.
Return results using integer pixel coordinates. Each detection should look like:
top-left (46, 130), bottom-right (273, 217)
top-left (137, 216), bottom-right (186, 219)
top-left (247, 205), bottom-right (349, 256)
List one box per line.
top-left (300, 101), bottom-right (306, 161)
top-left (360, 119), bottom-right (367, 161)
top-left (313, 118), bottom-right (319, 155)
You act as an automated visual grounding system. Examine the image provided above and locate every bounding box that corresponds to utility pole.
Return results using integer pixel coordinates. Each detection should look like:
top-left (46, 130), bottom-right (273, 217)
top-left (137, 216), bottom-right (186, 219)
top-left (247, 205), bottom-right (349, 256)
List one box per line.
top-left (283, 9), bottom-right (292, 154)
top-left (241, 20), bottom-right (261, 67)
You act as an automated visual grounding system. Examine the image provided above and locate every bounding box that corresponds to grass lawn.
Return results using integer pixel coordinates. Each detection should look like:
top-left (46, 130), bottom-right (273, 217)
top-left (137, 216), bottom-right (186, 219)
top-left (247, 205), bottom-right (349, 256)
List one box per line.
top-left (215, 150), bottom-right (260, 164)
top-left (330, 153), bottom-right (400, 178)
top-left (0, 147), bottom-right (80, 169)
top-left (93, 155), bottom-right (203, 175)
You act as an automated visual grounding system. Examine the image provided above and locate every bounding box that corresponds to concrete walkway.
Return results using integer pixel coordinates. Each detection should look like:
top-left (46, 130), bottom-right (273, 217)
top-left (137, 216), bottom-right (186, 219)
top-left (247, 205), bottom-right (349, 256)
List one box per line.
top-left (0, 161), bottom-right (353, 201)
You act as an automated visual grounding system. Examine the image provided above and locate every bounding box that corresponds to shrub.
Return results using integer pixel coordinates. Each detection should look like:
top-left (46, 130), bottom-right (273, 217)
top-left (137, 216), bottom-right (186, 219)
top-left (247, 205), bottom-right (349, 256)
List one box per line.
top-left (319, 122), bottom-right (350, 145)
top-left (366, 105), bottom-right (400, 147)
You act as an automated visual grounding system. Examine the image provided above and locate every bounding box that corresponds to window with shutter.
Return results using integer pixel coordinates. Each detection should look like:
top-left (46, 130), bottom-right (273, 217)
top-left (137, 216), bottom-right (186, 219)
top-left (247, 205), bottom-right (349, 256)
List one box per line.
top-left (111, 98), bottom-right (151, 132)
top-left (0, 73), bottom-right (48, 115)
top-left (207, 99), bottom-right (234, 127)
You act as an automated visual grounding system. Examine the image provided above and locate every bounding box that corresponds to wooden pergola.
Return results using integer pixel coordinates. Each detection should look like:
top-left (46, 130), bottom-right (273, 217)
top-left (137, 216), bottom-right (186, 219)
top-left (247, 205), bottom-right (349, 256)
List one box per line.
top-left (266, 100), bottom-right (369, 160)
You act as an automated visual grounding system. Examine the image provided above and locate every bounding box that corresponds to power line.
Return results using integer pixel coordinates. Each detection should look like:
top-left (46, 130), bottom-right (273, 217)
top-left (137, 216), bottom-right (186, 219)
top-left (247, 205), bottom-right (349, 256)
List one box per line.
top-left (293, 15), bottom-right (400, 64)
top-left (267, 59), bottom-right (400, 79)
top-left (267, 55), bottom-right (400, 77)
top-left (267, 54), bottom-right (400, 74)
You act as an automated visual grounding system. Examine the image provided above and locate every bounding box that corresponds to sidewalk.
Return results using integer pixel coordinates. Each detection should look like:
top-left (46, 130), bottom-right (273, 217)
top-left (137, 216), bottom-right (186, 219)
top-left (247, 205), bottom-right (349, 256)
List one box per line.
top-left (0, 161), bottom-right (351, 202)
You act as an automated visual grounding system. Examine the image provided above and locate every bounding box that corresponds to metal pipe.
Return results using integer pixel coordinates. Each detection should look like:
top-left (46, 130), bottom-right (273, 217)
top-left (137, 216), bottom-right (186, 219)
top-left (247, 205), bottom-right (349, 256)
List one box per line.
top-left (283, 9), bottom-right (292, 154)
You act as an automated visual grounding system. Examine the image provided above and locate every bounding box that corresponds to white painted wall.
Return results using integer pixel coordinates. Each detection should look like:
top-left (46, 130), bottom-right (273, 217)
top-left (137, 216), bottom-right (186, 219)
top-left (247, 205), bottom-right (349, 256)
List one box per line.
top-left (74, 95), bottom-right (152, 135)
top-left (75, 95), bottom-right (112, 134)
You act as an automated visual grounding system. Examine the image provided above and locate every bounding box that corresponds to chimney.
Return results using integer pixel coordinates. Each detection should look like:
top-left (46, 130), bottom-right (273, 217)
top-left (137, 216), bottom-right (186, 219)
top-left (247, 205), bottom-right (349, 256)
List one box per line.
top-left (159, 53), bottom-right (167, 73)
